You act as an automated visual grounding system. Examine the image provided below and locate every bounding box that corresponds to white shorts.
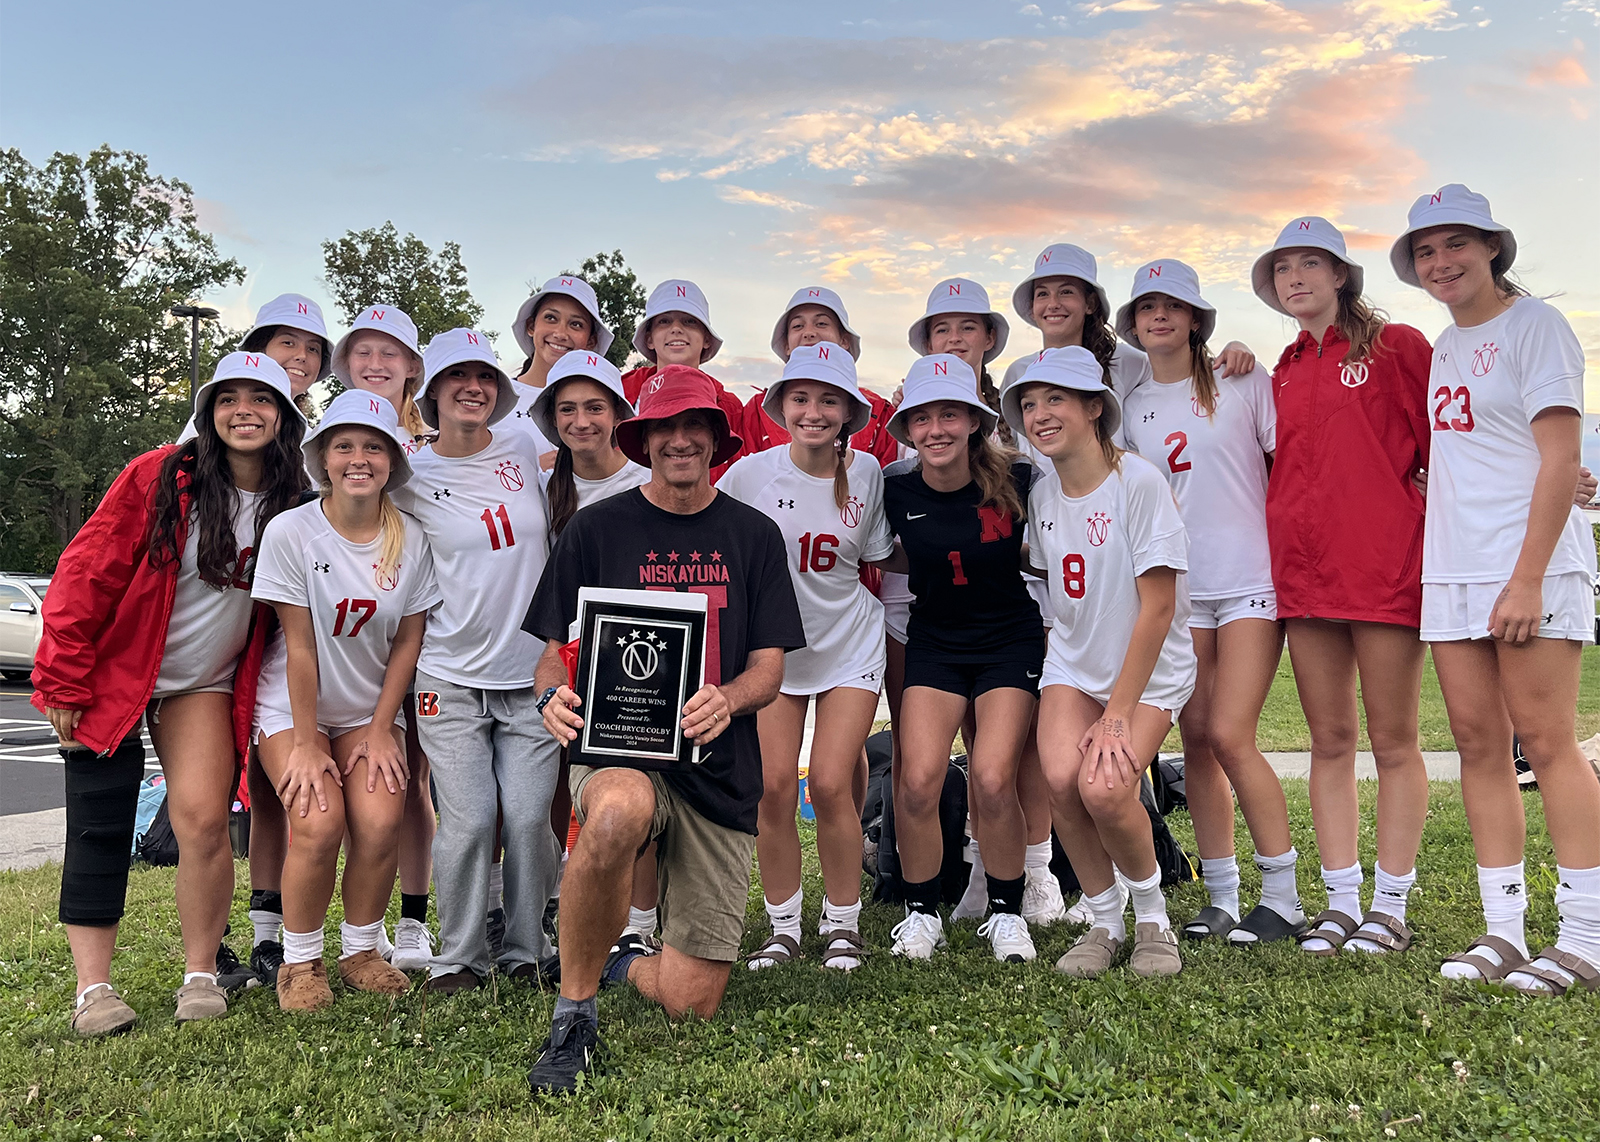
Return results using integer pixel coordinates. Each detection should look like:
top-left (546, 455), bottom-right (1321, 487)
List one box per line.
top-left (252, 706), bottom-right (404, 745)
top-left (1039, 647), bottom-right (1194, 724)
top-left (884, 600), bottom-right (910, 645)
top-left (779, 631), bottom-right (888, 697)
top-left (881, 572), bottom-right (912, 644)
top-left (1421, 572), bottom-right (1596, 644)
top-left (1189, 589), bottom-right (1278, 630)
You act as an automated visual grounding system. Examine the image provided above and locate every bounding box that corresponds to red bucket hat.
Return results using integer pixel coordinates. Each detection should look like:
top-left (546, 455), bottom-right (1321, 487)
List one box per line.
top-left (614, 365), bottom-right (743, 469)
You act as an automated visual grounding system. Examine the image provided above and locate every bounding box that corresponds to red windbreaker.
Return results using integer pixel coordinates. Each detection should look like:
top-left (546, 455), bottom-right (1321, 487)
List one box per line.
top-left (31, 447), bottom-right (273, 767)
top-left (1266, 323), bottom-right (1433, 627)
top-left (740, 387), bottom-right (901, 468)
top-left (621, 364), bottom-right (748, 483)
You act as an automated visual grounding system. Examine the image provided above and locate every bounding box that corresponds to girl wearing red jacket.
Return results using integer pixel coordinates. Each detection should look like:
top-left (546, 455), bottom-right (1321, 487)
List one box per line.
top-left (1255, 218), bottom-right (1434, 957)
top-left (34, 352), bottom-right (309, 1035)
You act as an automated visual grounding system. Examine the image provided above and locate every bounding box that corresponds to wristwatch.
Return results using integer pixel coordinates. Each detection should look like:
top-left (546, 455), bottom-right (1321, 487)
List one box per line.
top-left (535, 686), bottom-right (561, 715)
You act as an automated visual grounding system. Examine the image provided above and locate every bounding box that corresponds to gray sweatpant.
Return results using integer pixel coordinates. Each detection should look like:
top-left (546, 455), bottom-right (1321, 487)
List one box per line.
top-left (416, 668), bottom-right (562, 979)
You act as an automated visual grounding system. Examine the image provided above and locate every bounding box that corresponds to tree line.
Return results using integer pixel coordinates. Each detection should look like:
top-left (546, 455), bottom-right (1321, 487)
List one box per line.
top-left (0, 146), bottom-right (647, 572)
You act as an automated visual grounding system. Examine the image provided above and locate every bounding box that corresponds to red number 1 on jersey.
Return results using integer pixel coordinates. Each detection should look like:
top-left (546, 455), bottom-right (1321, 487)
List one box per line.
top-left (481, 504), bottom-right (517, 549)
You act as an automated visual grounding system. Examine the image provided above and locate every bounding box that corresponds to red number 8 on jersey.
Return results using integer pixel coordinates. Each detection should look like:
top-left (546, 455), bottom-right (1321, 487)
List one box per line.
top-left (1062, 554), bottom-right (1086, 599)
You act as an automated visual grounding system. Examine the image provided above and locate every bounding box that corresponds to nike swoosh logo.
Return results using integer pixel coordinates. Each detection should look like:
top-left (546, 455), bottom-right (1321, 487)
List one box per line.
top-left (1026, 671), bottom-right (1040, 679)
top-left (906, 513), bottom-right (927, 520)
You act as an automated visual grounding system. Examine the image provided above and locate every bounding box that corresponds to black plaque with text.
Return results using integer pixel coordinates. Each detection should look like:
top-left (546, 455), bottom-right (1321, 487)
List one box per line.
top-left (573, 588), bottom-right (708, 769)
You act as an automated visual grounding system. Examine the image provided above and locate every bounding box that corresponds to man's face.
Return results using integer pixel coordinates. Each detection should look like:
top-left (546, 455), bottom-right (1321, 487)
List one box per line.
top-left (645, 409), bottom-right (717, 490)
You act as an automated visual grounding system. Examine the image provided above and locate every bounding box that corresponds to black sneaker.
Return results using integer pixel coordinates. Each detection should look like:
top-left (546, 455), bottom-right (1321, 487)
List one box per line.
top-left (601, 933), bottom-right (656, 989)
top-left (215, 938), bottom-right (258, 993)
top-left (250, 939), bottom-right (285, 987)
top-left (487, 907), bottom-right (507, 960)
top-left (528, 1011), bottom-right (603, 1095)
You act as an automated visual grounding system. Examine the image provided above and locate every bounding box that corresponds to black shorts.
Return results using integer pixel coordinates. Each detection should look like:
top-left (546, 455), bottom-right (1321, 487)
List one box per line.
top-left (902, 635), bottom-right (1046, 700)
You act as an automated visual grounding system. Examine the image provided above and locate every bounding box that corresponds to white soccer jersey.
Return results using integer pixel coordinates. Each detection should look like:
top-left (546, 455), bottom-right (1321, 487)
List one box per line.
top-left (718, 447), bottom-right (895, 694)
top-left (1424, 297), bottom-right (1597, 585)
top-left (252, 500), bottom-right (441, 731)
top-left (1120, 365), bottom-right (1275, 600)
top-left (1027, 454), bottom-right (1195, 711)
top-left (154, 489), bottom-right (262, 697)
top-left (506, 381), bottom-right (558, 456)
top-left (540, 459), bottom-right (651, 512)
top-left (392, 430), bottom-right (553, 688)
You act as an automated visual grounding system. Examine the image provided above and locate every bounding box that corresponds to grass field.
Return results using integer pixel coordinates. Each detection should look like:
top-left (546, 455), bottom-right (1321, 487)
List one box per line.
top-left (3, 783), bottom-right (1596, 1141)
top-left (1162, 645), bottom-right (1600, 754)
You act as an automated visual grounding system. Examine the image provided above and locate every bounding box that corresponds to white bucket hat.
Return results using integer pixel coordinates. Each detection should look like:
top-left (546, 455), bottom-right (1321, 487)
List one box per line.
top-left (512, 275), bottom-right (616, 361)
top-left (886, 354), bottom-right (998, 445)
top-left (303, 388), bottom-right (415, 489)
top-left (331, 304), bottom-right (422, 385)
top-left (532, 350), bottom-right (634, 446)
top-left (1001, 346), bottom-right (1121, 441)
top-left (908, 278), bottom-right (1010, 363)
top-left (417, 328), bottom-right (516, 428)
top-left (1251, 217), bottom-right (1365, 314)
top-left (1115, 259), bottom-right (1217, 350)
top-left (1011, 245), bottom-right (1111, 332)
top-left (237, 294), bottom-right (335, 380)
top-left (762, 343), bottom-right (872, 437)
top-left (1390, 183), bottom-right (1517, 289)
top-left (193, 350), bottom-right (307, 427)
top-left (631, 279), bottom-right (724, 364)
top-left (770, 286), bottom-right (863, 362)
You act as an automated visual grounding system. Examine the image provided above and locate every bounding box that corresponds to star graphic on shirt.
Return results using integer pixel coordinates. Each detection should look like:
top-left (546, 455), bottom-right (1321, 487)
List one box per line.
top-left (432, 488), bottom-right (451, 500)
top-left (667, 551), bottom-right (680, 562)
top-left (710, 551), bottom-right (722, 562)
top-left (645, 550), bottom-right (658, 562)
top-left (690, 551), bottom-right (702, 562)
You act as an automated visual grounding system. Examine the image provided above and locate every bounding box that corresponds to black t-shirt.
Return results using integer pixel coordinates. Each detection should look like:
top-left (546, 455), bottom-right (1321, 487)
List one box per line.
top-left (883, 460), bottom-right (1043, 656)
top-left (524, 487), bottom-right (805, 834)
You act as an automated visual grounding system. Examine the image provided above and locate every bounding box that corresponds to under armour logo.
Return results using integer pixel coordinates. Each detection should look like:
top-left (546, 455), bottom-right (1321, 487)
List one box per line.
top-left (1543, 613), bottom-right (1554, 624)
top-left (862, 671), bottom-right (878, 682)
top-left (1504, 884), bottom-right (1523, 896)
top-left (433, 488), bottom-right (452, 500)
top-left (777, 498), bottom-right (794, 509)
top-left (1143, 411), bottom-right (1157, 422)
top-left (1249, 598), bottom-right (1270, 609)
top-left (1039, 521), bottom-right (1054, 530)
top-left (312, 561), bottom-right (331, 573)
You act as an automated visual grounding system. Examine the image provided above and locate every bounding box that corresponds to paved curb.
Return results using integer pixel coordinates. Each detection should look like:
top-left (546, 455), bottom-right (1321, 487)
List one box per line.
top-left (0, 807), bottom-right (65, 872)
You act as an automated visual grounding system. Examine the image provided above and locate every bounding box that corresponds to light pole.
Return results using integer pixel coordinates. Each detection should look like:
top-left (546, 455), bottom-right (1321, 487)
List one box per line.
top-left (170, 304), bottom-right (221, 403)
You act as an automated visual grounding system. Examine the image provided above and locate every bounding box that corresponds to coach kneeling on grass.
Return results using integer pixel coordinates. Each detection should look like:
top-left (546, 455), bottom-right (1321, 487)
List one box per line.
top-left (522, 365), bottom-right (805, 1094)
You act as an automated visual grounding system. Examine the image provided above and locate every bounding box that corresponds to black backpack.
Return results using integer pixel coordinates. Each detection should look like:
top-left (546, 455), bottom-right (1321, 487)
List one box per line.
top-left (871, 755), bottom-right (971, 905)
top-left (135, 794), bottom-right (180, 867)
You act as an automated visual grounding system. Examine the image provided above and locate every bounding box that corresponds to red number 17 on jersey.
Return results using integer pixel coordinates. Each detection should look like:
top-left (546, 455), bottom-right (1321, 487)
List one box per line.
top-left (332, 598), bottom-right (378, 637)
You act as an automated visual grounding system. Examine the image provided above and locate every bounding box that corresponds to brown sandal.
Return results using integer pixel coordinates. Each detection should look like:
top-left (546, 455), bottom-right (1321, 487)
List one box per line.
top-left (1296, 909), bottom-right (1360, 957)
top-left (1054, 927), bottom-right (1123, 978)
top-left (338, 949), bottom-right (410, 994)
top-left (1442, 934), bottom-right (1527, 982)
top-left (1345, 910), bottom-right (1414, 954)
top-left (745, 932), bottom-right (801, 969)
top-left (1510, 947), bottom-right (1600, 996)
top-left (819, 930), bottom-right (870, 971)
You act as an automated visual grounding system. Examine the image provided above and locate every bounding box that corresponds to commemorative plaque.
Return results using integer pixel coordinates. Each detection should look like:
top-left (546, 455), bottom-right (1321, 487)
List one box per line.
top-left (573, 587), bottom-right (708, 769)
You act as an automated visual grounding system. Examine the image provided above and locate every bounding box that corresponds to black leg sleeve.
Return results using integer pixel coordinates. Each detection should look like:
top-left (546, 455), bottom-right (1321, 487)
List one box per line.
top-left (58, 736), bottom-right (145, 926)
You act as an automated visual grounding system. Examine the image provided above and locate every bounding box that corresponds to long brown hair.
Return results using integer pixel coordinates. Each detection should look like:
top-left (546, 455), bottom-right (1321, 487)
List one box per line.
top-left (1188, 329), bottom-right (1219, 419)
top-left (969, 431), bottom-right (1024, 521)
top-left (547, 388), bottom-right (632, 537)
top-left (148, 392), bottom-right (309, 585)
top-left (1333, 282), bottom-right (1390, 365)
top-left (1080, 288), bottom-right (1121, 384)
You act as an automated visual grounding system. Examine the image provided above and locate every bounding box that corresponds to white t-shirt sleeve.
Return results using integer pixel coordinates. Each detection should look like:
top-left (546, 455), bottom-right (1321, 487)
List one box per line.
top-left (1511, 301), bottom-right (1585, 422)
top-left (716, 454), bottom-right (757, 504)
top-left (1247, 364), bottom-right (1277, 453)
top-left (404, 529), bottom-right (443, 616)
top-left (251, 512), bottom-right (308, 608)
top-left (1122, 459), bottom-right (1189, 576)
top-left (859, 462), bottom-right (895, 562)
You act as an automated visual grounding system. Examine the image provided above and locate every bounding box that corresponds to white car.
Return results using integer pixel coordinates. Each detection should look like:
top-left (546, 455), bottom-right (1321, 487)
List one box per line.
top-left (0, 574), bottom-right (48, 683)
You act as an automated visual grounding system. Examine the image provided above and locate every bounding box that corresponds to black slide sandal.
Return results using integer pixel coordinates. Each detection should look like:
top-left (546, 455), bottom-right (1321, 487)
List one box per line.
top-left (1226, 904), bottom-right (1307, 945)
top-left (1181, 906), bottom-right (1236, 941)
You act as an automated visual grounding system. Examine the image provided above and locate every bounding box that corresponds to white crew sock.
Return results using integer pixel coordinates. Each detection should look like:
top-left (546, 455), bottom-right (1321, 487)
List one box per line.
top-left (1255, 848), bottom-right (1304, 921)
top-left (1200, 855), bottom-right (1241, 921)
top-left (626, 906), bottom-right (657, 935)
top-left (1300, 861), bottom-right (1365, 953)
top-left (1024, 841), bottom-right (1052, 872)
top-left (339, 918), bottom-right (384, 957)
top-left (1085, 883), bottom-right (1128, 943)
top-left (282, 927), bottom-right (324, 965)
top-left (821, 895), bottom-right (862, 934)
top-left (1346, 864), bottom-right (1416, 955)
top-left (76, 982), bottom-right (114, 1007)
top-left (181, 971), bottom-right (217, 987)
top-left (1127, 868), bottom-right (1169, 930)
top-left (1441, 862), bottom-right (1528, 980)
top-left (249, 909), bottom-right (282, 947)
top-left (765, 887), bottom-right (804, 943)
top-left (1553, 864), bottom-right (1600, 965)
top-left (488, 861), bottom-right (504, 912)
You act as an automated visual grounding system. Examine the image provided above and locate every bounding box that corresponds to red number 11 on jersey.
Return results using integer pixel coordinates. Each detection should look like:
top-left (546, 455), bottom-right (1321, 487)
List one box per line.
top-left (481, 504), bottom-right (517, 549)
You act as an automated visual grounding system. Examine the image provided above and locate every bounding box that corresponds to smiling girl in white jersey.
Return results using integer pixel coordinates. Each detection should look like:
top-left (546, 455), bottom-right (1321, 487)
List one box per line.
top-left (1395, 185), bottom-right (1600, 996)
top-left (1115, 259), bottom-right (1305, 945)
top-left (507, 275), bottom-right (617, 466)
top-left (251, 390), bottom-right (440, 1011)
top-left (1011, 347), bottom-right (1196, 980)
top-left (720, 344), bottom-right (894, 971)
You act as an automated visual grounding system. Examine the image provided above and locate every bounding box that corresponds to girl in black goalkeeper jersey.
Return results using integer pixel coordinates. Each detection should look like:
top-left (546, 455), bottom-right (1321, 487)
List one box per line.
top-left (880, 353), bottom-right (1044, 965)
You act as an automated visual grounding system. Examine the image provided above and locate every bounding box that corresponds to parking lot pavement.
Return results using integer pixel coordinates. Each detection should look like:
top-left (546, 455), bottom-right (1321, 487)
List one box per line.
top-left (1, 684), bottom-right (157, 817)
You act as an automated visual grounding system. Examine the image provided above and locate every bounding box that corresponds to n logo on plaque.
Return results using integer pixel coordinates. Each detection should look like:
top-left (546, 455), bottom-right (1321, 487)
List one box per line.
top-left (572, 588), bottom-right (709, 768)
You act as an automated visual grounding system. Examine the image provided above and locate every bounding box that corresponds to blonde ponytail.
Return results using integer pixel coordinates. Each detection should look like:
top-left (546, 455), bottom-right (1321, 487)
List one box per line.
top-left (375, 493), bottom-right (405, 588)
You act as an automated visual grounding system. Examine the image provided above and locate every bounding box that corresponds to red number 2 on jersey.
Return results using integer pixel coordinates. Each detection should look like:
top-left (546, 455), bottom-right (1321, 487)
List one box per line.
top-left (332, 598), bottom-right (378, 637)
top-left (1164, 431), bottom-right (1192, 473)
top-left (1432, 385), bottom-right (1475, 433)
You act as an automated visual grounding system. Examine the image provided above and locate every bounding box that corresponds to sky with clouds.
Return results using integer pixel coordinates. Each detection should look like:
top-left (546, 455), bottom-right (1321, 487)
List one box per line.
top-left (3, 0), bottom-right (1597, 404)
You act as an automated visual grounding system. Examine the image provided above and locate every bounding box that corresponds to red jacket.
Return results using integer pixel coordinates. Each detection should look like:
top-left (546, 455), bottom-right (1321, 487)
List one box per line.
top-left (31, 447), bottom-right (273, 768)
top-left (622, 364), bottom-right (748, 483)
top-left (1266, 323), bottom-right (1433, 627)
top-left (740, 387), bottom-right (901, 468)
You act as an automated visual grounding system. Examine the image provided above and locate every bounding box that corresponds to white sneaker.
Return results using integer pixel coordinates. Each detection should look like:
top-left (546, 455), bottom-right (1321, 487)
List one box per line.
top-left (890, 911), bottom-right (947, 959)
top-left (390, 917), bottom-right (435, 972)
top-left (1022, 867), bottom-right (1068, 926)
top-left (977, 912), bottom-right (1037, 963)
top-left (951, 849), bottom-right (989, 921)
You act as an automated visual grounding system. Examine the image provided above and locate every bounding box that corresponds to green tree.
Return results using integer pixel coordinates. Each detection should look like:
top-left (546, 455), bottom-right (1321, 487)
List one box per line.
top-left (321, 222), bottom-right (484, 350)
top-left (571, 250), bottom-right (647, 369)
top-left (0, 146), bottom-right (243, 571)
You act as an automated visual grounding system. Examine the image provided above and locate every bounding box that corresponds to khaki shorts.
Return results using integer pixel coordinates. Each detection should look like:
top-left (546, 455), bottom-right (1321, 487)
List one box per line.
top-left (570, 764), bottom-right (755, 962)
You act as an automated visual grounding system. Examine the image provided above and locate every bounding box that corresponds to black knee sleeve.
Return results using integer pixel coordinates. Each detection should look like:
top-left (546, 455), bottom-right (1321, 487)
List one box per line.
top-left (58, 736), bottom-right (145, 926)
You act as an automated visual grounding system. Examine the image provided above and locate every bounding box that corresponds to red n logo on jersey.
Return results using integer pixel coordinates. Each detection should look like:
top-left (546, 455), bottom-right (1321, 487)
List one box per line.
top-left (466, 331), bottom-right (479, 346)
top-left (977, 505), bottom-right (1012, 542)
top-left (244, 354), bottom-right (260, 367)
top-left (934, 361), bottom-right (948, 376)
